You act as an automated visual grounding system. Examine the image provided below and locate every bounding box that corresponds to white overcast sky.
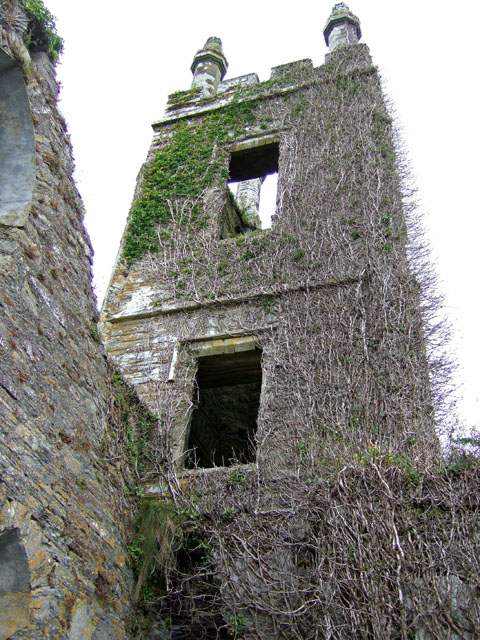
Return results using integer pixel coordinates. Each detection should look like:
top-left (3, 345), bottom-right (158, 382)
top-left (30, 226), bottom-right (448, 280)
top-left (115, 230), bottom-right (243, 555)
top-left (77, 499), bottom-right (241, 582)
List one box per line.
top-left (45, 0), bottom-right (479, 435)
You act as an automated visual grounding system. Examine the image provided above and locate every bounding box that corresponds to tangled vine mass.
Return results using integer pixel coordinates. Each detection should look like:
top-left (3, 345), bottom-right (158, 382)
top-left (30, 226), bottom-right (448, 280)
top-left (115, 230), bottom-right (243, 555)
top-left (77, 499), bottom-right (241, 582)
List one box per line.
top-left (100, 43), bottom-right (480, 639)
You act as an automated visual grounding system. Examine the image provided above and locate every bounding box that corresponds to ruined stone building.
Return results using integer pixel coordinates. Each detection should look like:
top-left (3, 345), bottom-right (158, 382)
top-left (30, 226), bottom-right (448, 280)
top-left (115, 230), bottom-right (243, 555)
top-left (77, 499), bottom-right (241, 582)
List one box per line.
top-left (101, 5), bottom-right (438, 471)
top-left (1, 2), bottom-right (479, 639)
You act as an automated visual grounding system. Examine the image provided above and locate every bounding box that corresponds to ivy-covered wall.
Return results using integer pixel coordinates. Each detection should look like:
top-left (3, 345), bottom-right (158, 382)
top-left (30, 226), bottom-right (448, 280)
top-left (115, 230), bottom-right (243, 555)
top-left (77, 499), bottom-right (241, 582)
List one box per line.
top-left (102, 42), bottom-right (437, 467)
top-left (96, 31), bottom-right (480, 639)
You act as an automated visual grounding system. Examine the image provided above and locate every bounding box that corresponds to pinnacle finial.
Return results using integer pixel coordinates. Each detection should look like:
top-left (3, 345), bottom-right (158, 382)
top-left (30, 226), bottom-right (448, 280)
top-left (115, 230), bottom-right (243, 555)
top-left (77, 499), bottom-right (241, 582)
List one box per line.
top-left (191, 36), bottom-right (228, 97)
top-left (204, 37), bottom-right (223, 52)
top-left (324, 3), bottom-right (361, 51)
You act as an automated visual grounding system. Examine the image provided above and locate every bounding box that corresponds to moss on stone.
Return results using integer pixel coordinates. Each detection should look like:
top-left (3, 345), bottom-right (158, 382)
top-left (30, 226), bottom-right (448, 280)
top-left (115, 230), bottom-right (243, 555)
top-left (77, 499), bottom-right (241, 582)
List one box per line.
top-left (123, 100), bottom-right (258, 263)
top-left (20, 0), bottom-right (63, 61)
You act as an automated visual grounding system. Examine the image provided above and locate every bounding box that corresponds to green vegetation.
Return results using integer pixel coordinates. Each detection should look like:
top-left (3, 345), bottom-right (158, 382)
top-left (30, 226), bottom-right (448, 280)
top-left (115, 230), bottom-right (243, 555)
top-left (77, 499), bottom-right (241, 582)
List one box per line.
top-left (166, 87), bottom-right (202, 108)
top-left (129, 499), bottom-right (176, 602)
top-left (129, 495), bottom-right (217, 610)
top-left (371, 110), bottom-right (396, 175)
top-left (20, 0), bottom-right (63, 61)
top-left (226, 612), bottom-right (248, 637)
top-left (89, 321), bottom-right (101, 343)
top-left (227, 468), bottom-right (246, 486)
top-left (123, 100), bottom-right (258, 263)
top-left (107, 369), bottom-right (157, 480)
top-left (116, 373), bottom-right (155, 476)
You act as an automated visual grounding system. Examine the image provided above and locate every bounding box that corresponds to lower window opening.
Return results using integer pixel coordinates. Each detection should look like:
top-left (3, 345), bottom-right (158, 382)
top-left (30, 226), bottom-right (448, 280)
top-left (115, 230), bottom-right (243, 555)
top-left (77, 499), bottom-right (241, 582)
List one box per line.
top-left (186, 349), bottom-right (262, 468)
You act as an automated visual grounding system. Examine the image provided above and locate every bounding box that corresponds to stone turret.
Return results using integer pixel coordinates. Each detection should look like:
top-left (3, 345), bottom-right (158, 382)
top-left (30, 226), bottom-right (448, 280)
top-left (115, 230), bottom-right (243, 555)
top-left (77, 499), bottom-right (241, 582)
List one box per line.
top-left (190, 36), bottom-right (228, 96)
top-left (323, 2), bottom-right (361, 51)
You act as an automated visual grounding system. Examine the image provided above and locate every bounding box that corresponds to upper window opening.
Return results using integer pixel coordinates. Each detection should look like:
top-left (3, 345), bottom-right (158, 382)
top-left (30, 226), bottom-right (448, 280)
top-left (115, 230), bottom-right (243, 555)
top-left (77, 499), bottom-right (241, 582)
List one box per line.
top-left (221, 140), bottom-right (279, 237)
top-left (228, 141), bottom-right (279, 182)
top-left (185, 348), bottom-right (262, 468)
top-left (258, 172), bottom-right (277, 229)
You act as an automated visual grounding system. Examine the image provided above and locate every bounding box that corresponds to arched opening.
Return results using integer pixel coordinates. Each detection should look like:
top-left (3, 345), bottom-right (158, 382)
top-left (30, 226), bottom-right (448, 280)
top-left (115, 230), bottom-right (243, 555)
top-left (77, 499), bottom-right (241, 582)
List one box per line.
top-left (0, 49), bottom-right (35, 227)
top-left (0, 528), bottom-right (31, 638)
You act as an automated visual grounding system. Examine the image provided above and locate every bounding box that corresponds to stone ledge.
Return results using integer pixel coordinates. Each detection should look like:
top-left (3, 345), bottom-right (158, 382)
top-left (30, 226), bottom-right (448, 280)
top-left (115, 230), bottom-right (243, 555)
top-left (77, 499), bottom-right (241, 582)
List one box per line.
top-left (106, 275), bottom-right (362, 324)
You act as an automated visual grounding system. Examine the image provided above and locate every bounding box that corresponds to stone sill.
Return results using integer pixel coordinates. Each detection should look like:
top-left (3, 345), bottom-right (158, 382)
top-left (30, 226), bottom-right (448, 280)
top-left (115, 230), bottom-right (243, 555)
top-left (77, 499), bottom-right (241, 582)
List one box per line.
top-left (143, 462), bottom-right (257, 498)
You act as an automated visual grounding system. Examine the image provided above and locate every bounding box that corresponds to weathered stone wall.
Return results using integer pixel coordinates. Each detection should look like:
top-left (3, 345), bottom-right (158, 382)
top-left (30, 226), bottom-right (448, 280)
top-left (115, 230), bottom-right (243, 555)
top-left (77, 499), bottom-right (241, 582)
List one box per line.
top-left (0, 15), bottom-right (133, 639)
top-left (0, 48), bottom-right (35, 226)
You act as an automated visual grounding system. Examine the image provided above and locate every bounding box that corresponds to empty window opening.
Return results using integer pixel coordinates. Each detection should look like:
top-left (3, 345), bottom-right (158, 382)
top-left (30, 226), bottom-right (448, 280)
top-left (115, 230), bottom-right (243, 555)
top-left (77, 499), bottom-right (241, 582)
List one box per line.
top-left (228, 172), bottom-right (277, 230)
top-left (186, 348), bottom-right (262, 468)
top-left (229, 141), bottom-right (279, 182)
top-left (258, 172), bottom-right (277, 229)
top-left (223, 141), bottom-right (279, 236)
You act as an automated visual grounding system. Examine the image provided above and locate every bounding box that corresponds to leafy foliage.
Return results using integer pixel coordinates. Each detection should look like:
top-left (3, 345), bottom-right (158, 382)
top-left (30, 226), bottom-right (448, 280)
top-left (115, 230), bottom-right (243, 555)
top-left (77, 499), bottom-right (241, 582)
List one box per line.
top-left (104, 366), bottom-right (158, 483)
top-left (130, 499), bottom-right (176, 602)
top-left (123, 100), bottom-right (257, 263)
top-left (20, 0), bottom-right (63, 61)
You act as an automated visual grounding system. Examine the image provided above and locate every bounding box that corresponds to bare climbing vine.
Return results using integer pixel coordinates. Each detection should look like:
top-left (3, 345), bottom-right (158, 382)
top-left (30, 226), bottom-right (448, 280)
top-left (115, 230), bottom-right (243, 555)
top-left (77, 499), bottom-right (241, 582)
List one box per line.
top-left (106, 44), bottom-right (478, 639)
